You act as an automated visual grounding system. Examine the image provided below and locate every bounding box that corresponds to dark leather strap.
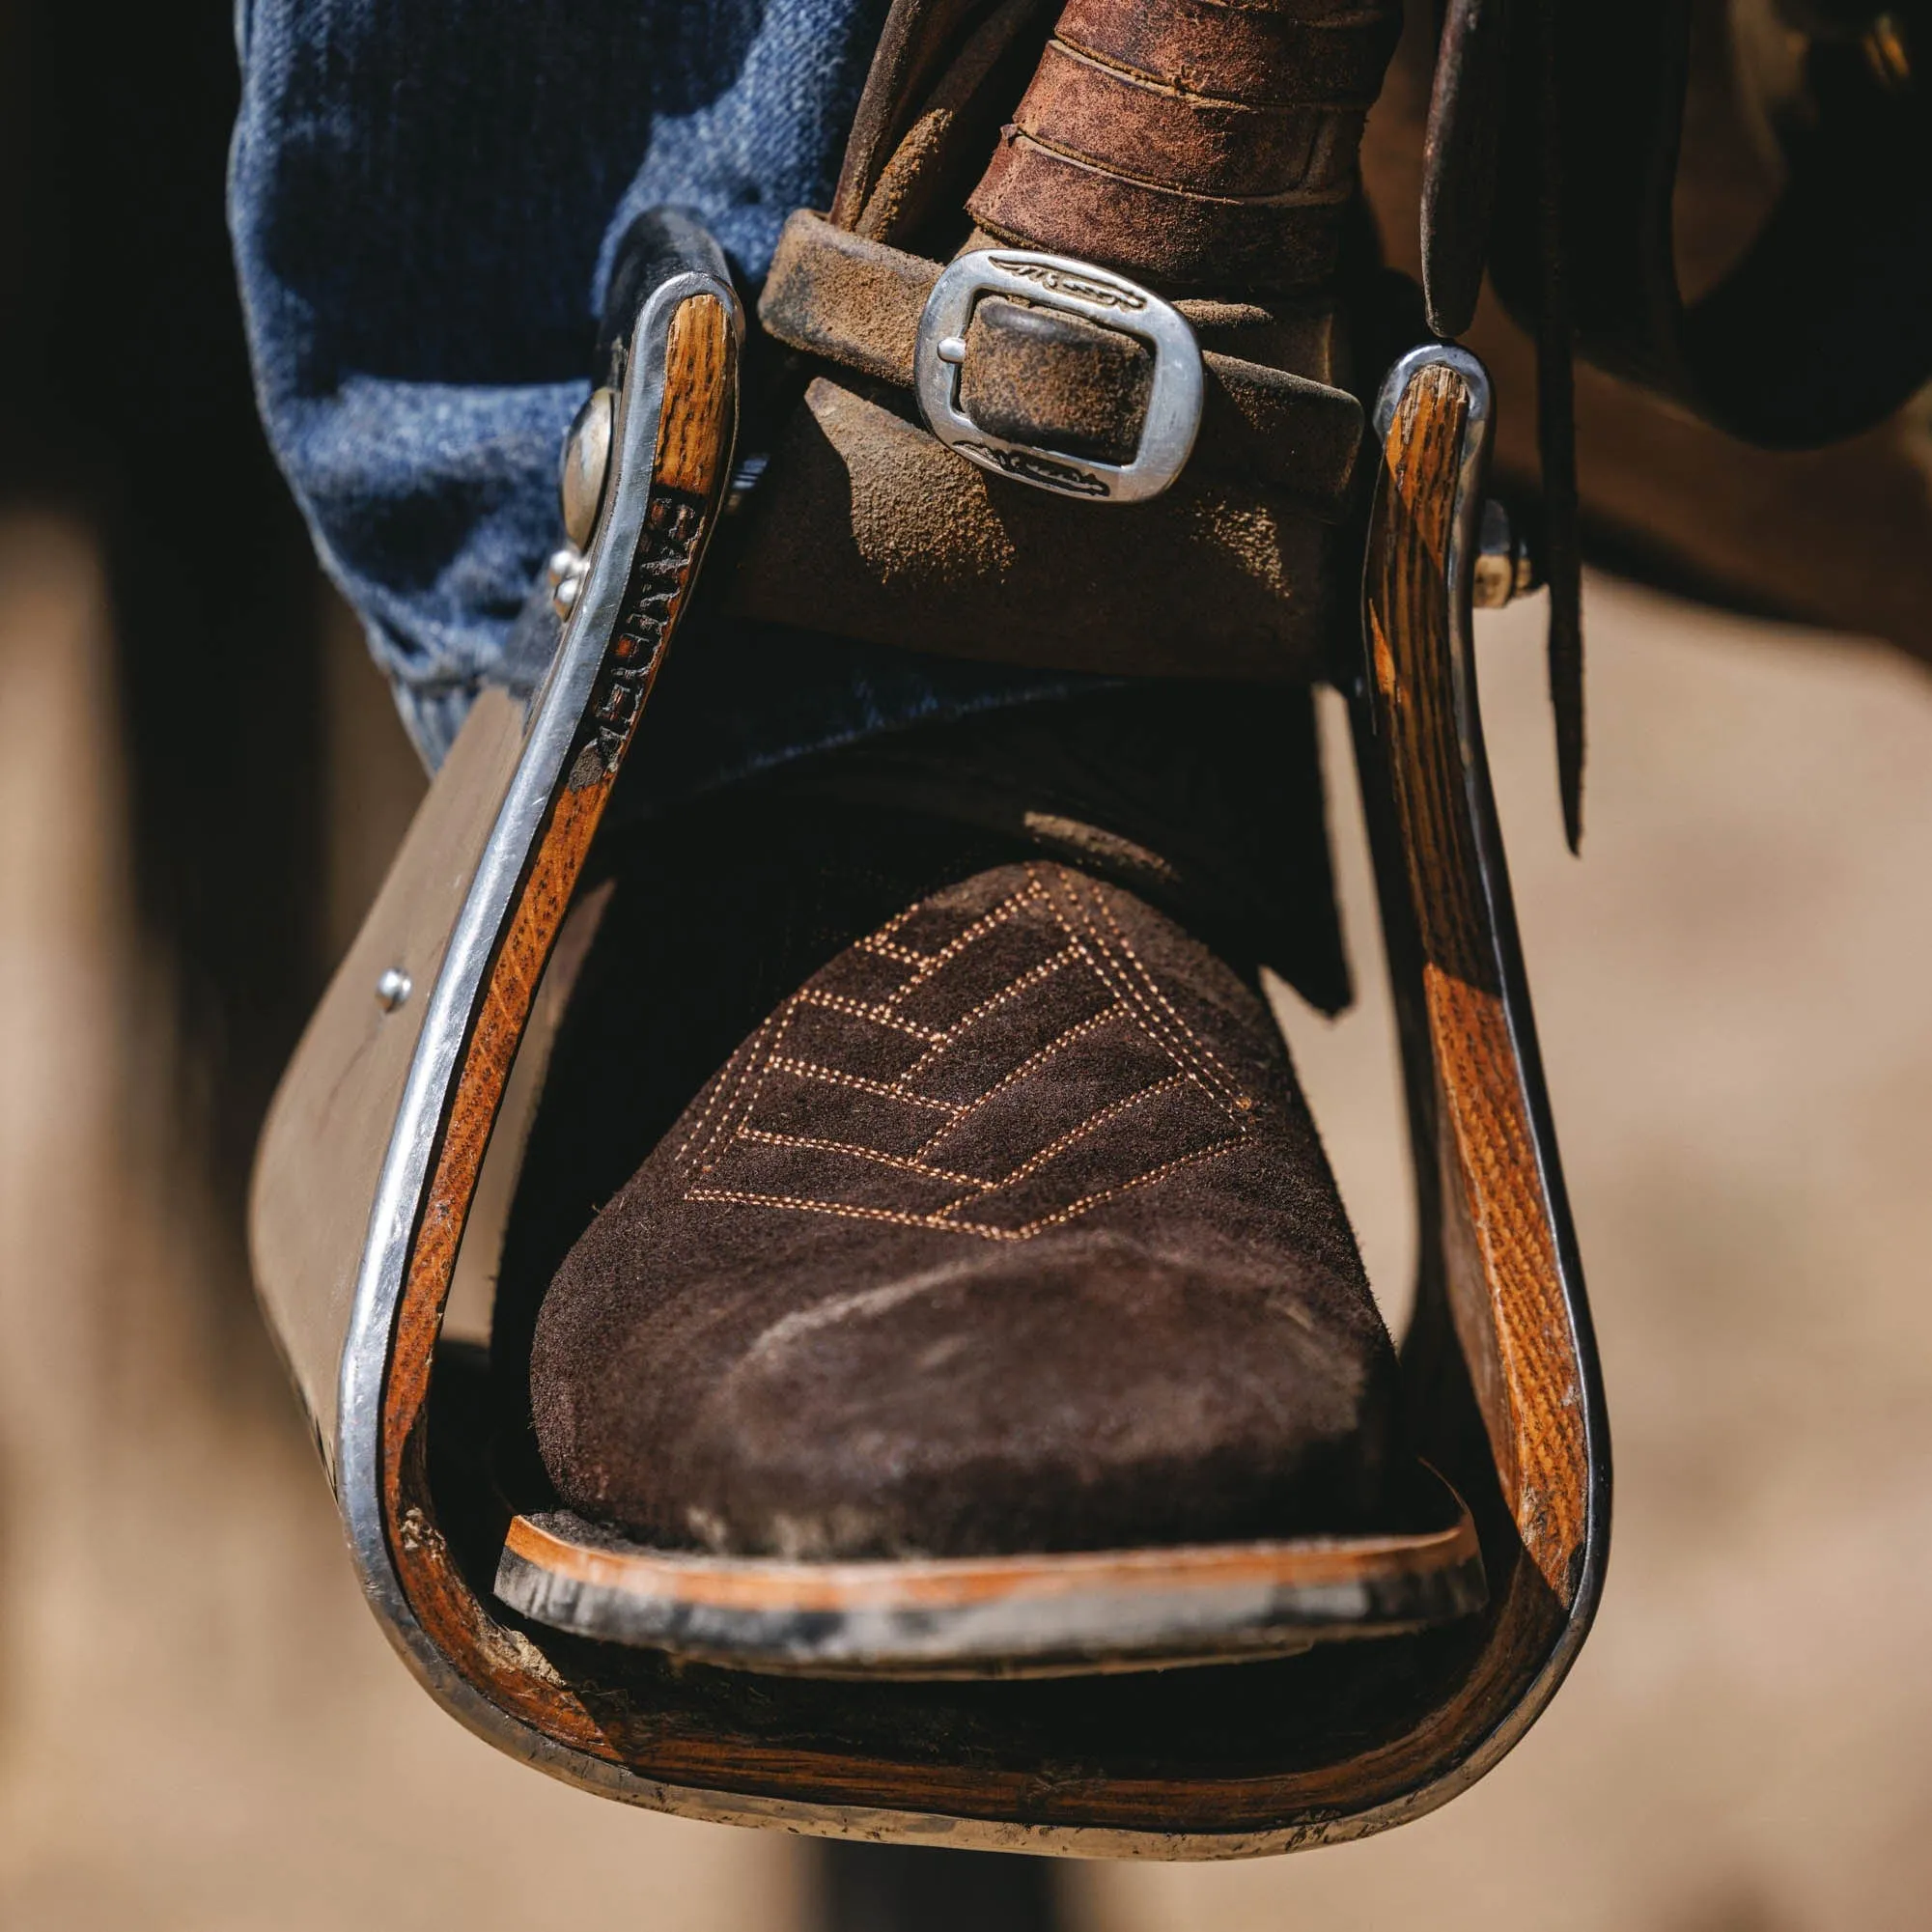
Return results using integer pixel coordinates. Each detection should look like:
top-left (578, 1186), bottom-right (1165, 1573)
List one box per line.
top-left (966, 0), bottom-right (1399, 294)
top-left (1419, 0), bottom-right (1507, 341)
top-left (1490, 0), bottom-right (1932, 449)
top-left (761, 210), bottom-right (1365, 516)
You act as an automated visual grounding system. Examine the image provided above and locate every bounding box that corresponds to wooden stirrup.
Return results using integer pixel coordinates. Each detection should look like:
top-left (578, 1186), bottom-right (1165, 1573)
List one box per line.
top-left (249, 338), bottom-right (1606, 1855)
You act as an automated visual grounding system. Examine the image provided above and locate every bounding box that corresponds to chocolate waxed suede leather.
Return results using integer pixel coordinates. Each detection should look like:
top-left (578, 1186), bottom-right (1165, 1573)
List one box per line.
top-left (530, 859), bottom-right (1400, 1561)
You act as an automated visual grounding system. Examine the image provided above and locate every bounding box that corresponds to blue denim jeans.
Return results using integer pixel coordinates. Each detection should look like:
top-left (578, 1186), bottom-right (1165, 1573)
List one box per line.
top-left (227, 0), bottom-right (1085, 782)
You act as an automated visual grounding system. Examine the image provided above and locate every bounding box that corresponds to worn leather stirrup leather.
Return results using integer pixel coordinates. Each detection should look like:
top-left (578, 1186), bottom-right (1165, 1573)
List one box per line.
top-left (250, 0), bottom-right (1608, 1858)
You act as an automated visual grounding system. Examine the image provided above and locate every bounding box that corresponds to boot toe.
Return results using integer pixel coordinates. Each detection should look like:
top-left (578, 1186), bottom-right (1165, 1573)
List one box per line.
top-left (555, 1234), bottom-right (1396, 1560)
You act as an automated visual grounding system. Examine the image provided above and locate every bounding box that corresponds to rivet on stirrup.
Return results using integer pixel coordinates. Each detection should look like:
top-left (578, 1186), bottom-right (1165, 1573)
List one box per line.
top-left (914, 248), bottom-right (1203, 503)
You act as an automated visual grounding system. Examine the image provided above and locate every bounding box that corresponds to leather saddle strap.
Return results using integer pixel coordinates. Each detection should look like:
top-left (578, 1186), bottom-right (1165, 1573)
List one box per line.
top-left (761, 211), bottom-right (1364, 514)
top-left (966, 0), bottom-right (1401, 294)
top-left (1490, 0), bottom-right (1932, 449)
top-left (1418, 0), bottom-right (1507, 341)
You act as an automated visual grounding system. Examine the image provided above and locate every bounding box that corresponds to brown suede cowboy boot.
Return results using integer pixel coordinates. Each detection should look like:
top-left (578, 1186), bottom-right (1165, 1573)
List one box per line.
top-left (494, 0), bottom-right (1491, 1675)
top-left (528, 815), bottom-right (1397, 1568)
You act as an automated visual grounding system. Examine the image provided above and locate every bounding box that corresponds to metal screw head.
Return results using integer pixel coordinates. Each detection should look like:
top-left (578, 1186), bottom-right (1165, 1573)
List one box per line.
top-left (559, 386), bottom-right (617, 549)
top-left (375, 966), bottom-right (412, 1013)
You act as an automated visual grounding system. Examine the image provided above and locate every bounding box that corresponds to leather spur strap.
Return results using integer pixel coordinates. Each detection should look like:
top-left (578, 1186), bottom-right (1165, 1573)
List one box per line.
top-left (761, 210), bottom-right (1364, 515)
top-left (727, 0), bottom-right (1405, 674)
top-left (757, 0), bottom-right (1402, 514)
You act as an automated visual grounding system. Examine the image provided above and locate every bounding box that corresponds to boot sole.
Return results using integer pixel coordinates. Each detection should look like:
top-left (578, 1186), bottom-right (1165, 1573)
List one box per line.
top-left (491, 1467), bottom-right (1484, 1679)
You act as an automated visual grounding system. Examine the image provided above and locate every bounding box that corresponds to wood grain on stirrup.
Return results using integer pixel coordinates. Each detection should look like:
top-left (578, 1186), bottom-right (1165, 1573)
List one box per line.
top-left (1361, 353), bottom-right (1597, 1597)
top-left (373, 291), bottom-right (743, 1757)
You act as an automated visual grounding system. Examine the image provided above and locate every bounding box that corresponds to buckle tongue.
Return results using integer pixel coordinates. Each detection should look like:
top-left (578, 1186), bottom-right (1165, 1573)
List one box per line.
top-left (914, 248), bottom-right (1204, 503)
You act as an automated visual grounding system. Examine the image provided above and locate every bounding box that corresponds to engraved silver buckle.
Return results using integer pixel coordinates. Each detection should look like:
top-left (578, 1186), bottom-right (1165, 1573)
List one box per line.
top-left (913, 249), bottom-right (1204, 504)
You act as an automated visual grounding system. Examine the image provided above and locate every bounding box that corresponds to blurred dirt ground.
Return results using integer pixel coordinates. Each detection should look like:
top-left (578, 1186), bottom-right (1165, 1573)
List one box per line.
top-left (1, 510), bottom-right (1929, 1930)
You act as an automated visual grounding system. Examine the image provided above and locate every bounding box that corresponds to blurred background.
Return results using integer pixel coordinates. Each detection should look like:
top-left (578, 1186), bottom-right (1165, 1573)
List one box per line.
top-left (2, 3), bottom-right (1930, 1927)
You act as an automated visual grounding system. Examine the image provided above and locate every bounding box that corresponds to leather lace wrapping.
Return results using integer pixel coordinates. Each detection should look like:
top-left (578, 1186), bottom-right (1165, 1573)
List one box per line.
top-left (968, 0), bottom-right (1402, 293)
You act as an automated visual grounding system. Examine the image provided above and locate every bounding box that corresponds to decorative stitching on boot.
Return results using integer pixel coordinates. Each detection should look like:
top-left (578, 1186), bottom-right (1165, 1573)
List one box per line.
top-left (895, 944), bottom-right (1084, 1080)
top-left (682, 1188), bottom-right (1016, 1238)
top-left (913, 1002), bottom-right (1133, 1157)
top-left (681, 866), bottom-right (1256, 1238)
top-left (679, 1011), bottom-right (777, 1169)
top-left (697, 1005), bottom-right (802, 1176)
top-left (686, 1132), bottom-right (1246, 1242)
top-left (675, 1062), bottom-right (735, 1166)
top-left (853, 901), bottom-right (935, 960)
top-left (766, 1056), bottom-right (963, 1110)
top-left (965, 1072), bottom-right (1190, 1195)
top-left (1039, 867), bottom-right (1249, 1108)
top-left (794, 987), bottom-right (949, 1041)
top-left (738, 1127), bottom-right (990, 1190)
top-left (991, 1134), bottom-right (1249, 1236)
top-left (871, 882), bottom-right (1039, 1007)
top-left (1093, 881), bottom-right (1246, 1096)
